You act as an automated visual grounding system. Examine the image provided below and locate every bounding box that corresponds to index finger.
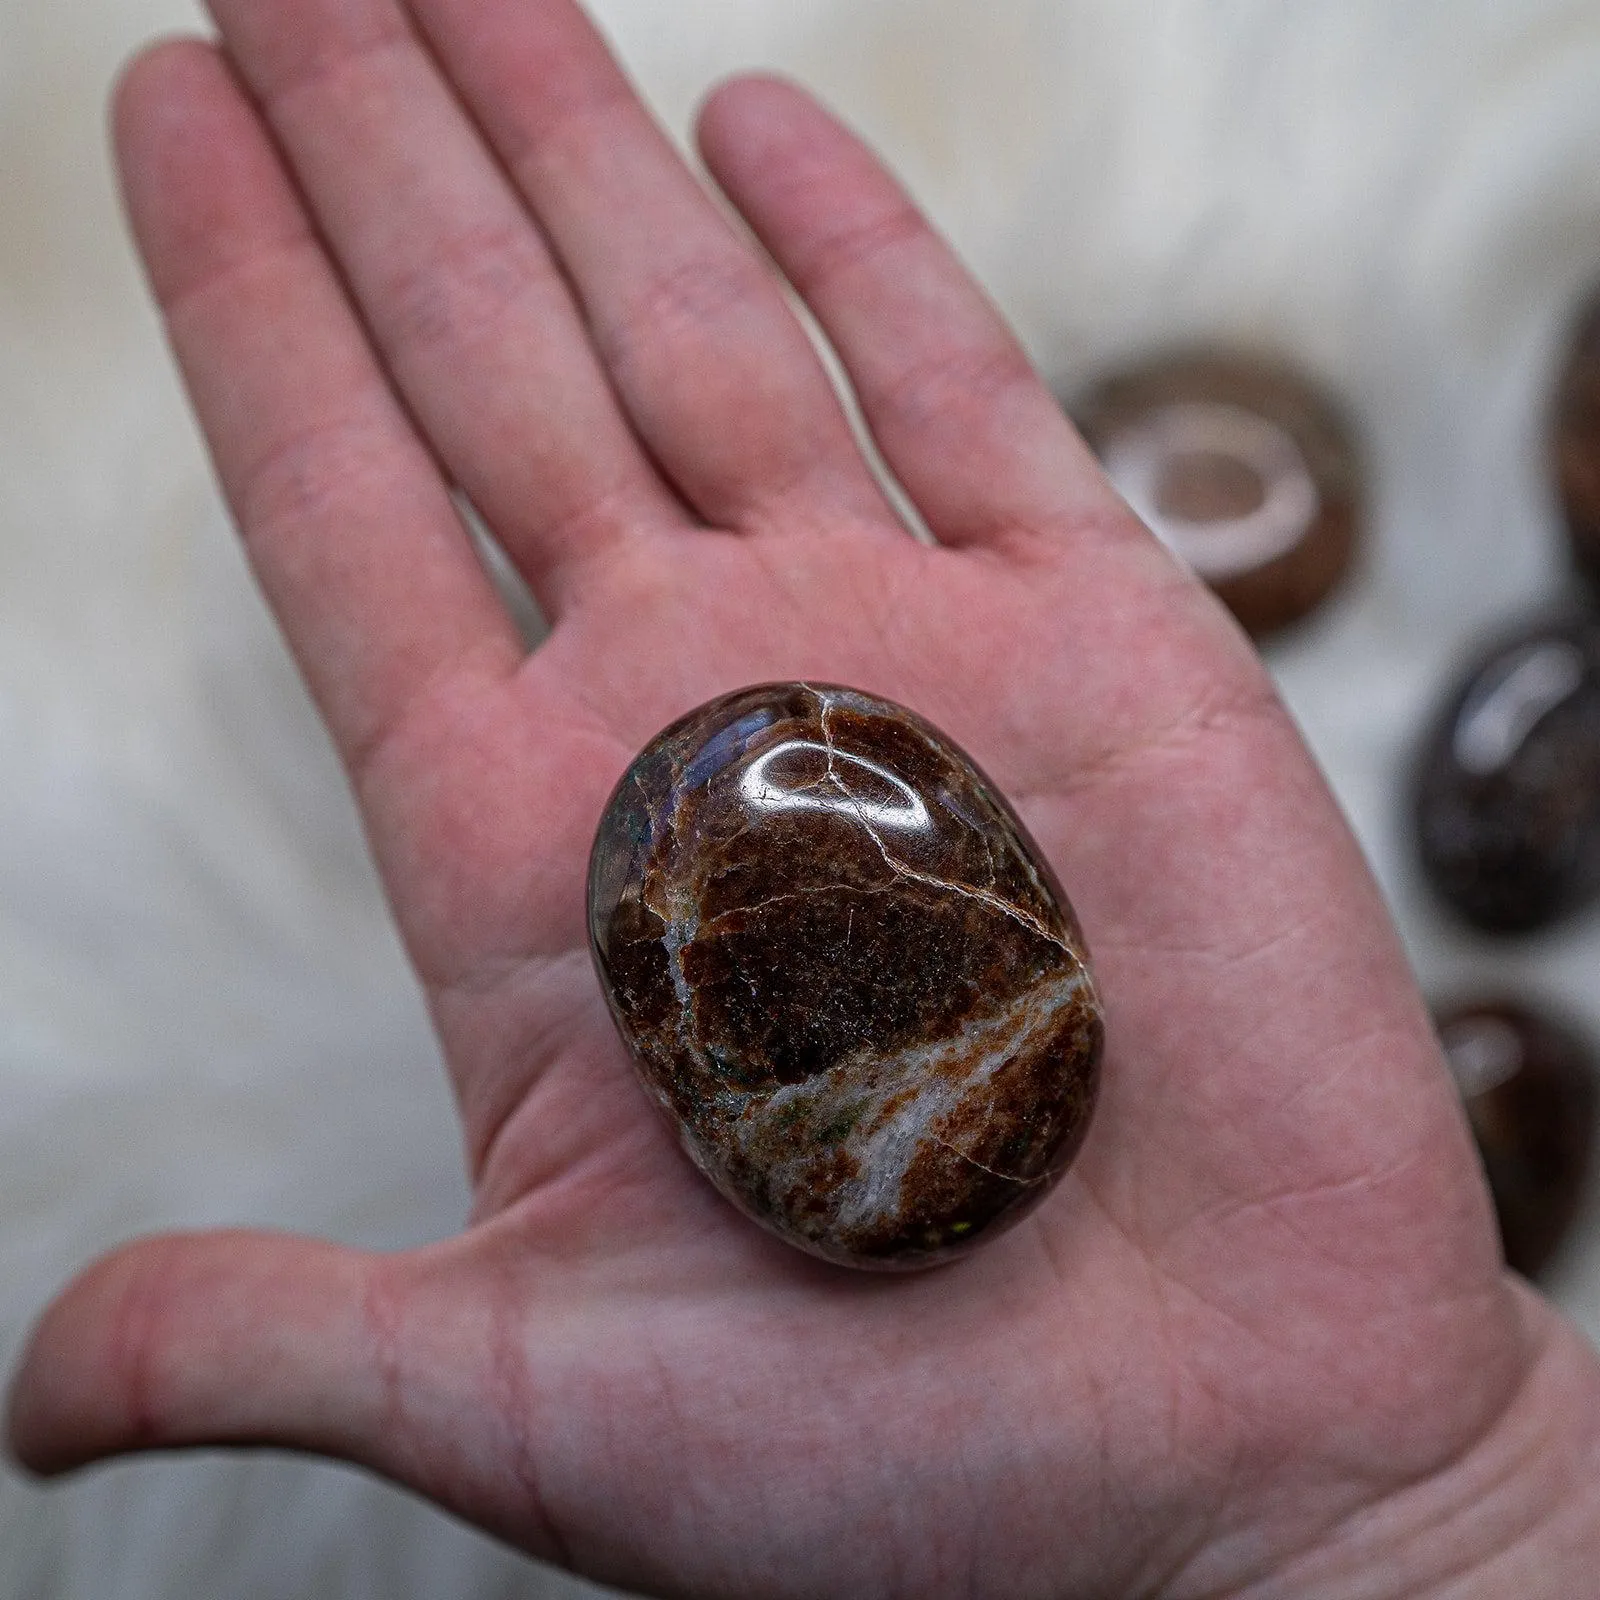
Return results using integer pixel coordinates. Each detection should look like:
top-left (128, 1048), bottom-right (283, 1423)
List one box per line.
top-left (115, 42), bottom-right (524, 778)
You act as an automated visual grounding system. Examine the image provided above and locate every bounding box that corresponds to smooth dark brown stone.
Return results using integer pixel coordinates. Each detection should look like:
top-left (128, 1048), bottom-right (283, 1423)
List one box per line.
top-left (1073, 349), bottom-right (1362, 637)
top-left (1551, 285), bottom-right (1600, 594)
top-left (587, 683), bottom-right (1103, 1270)
top-left (1435, 997), bottom-right (1597, 1279)
top-left (1412, 616), bottom-right (1600, 933)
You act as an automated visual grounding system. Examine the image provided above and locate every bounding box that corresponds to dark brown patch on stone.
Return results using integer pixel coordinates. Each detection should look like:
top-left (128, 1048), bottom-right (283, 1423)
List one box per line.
top-left (587, 683), bottom-right (1104, 1269)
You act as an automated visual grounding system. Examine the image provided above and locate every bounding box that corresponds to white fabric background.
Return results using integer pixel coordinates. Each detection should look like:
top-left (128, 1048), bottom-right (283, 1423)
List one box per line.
top-left (5, 2), bottom-right (1600, 1594)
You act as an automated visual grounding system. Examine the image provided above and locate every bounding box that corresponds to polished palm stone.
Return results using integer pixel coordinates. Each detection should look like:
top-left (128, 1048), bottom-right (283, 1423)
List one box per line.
top-left (1436, 997), bottom-right (1597, 1279)
top-left (1412, 617), bottom-right (1600, 932)
top-left (587, 683), bottom-right (1104, 1270)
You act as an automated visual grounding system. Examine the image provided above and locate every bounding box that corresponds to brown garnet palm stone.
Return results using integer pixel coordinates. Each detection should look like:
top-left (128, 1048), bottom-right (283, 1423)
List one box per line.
top-left (587, 683), bottom-right (1104, 1270)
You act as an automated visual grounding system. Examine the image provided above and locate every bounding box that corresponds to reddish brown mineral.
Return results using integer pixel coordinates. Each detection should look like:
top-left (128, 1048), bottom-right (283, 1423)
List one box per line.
top-left (587, 683), bottom-right (1103, 1270)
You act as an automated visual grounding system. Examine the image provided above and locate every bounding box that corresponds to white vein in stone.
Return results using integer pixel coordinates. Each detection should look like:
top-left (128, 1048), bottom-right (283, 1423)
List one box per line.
top-left (804, 685), bottom-right (1069, 953)
top-left (731, 962), bottom-right (1095, 1234)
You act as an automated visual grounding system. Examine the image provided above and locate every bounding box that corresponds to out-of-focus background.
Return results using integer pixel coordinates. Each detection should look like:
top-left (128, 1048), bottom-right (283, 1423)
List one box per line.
top-left (5, 1), bottom-right (1600, 1594)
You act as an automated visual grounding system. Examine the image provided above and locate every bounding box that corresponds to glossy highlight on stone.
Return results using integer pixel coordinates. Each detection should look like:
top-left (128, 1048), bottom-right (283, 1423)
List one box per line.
top-left (1412, 616), bottom-right (1600, 933)
top-left (1073, 349), bottom-right (1362, 637)
top-left (1436, 997), bottom-right (1597, 1279)
top-left (587, 683), bottom-right (1104, 1270)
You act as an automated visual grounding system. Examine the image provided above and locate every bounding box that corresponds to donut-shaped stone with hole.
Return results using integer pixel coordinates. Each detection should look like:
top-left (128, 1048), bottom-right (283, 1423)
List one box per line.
top-left (1073, 349), bottom-right (1362, 636)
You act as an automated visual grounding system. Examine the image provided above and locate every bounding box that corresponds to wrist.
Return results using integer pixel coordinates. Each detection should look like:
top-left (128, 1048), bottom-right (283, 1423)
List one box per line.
top-left (1235, 1280), bottom-right (1600, 1599)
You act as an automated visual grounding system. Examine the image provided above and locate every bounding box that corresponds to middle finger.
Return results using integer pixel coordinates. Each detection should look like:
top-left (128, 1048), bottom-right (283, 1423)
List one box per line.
top-left (405, 0), bottom-right (898, 536)
top-left (203, 0), bottom-right (684, 612)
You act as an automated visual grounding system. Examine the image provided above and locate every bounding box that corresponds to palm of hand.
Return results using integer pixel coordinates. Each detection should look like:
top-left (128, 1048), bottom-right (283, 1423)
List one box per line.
top-left (340, 525), bottom-right (1506, 1597)
top-left (7, 3), bottom-right (1523, 1597)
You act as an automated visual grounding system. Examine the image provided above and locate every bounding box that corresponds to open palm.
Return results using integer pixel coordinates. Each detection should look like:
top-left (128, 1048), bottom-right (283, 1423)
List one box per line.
top-left (8, 3), bottom-right (1566, 1596)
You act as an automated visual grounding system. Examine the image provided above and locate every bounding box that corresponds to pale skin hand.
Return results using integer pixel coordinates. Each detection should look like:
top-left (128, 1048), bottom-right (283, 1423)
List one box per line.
top-left (9, 2), bottom-right (1600, 1595)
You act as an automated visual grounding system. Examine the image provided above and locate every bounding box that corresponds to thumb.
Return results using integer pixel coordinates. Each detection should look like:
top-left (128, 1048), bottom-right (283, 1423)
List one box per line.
top-left (7, 1228), bottom-right (407, 1476)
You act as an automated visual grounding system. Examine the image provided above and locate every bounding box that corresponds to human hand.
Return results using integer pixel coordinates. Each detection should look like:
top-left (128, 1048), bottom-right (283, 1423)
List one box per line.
top-left (10, 2), bottom-right (1600, 1595)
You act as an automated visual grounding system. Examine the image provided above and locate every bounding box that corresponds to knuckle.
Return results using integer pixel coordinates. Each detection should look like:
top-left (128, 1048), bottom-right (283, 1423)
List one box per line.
top-left (96, 1239), bottom-right (189, 1448)
top-left (376, 221), bottom-right (553, 356)
top-left (256, 18), bottom-right (411, 116)
top-left (797, 198), bottom-right (927, 290)
top-left (234, 410), bottom-right (396, 544)
top-left (603, 249), bottom-right (767, 370)
top-left (876, 341), bottom-right (1038, 437)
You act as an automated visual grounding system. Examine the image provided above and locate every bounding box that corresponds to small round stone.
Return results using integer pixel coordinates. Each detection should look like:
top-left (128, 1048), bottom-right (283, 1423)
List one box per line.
top-left (1072, 349), bottom-right (1362, 637)
top-left (586, 683), bottom-right (1104, 1270)
top-left (1551, 283), bottom-right (1600, 594)
top-left (1436, 997), bottom-right (1597, 1279)
top-left (1412, 616), bottom-right (1600, 933)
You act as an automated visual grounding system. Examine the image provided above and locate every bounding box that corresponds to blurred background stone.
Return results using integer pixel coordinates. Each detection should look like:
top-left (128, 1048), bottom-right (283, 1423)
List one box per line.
top-left (1552, 282), bottom-right (1600, 593)
top-left (1436, 995), bottom-right (1598, 1279)
top-left (1412, 615), bottom-right (1600, 933)
top-left (1073, 347), bottom-right (1362, 636)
